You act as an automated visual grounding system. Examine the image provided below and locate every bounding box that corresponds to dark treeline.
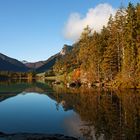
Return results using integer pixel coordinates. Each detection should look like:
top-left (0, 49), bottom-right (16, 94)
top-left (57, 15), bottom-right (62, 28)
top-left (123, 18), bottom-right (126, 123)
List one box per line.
top-left (53, 3), bottom-right (140, 88)
top-left (0, 71), bottom-right (36, 81)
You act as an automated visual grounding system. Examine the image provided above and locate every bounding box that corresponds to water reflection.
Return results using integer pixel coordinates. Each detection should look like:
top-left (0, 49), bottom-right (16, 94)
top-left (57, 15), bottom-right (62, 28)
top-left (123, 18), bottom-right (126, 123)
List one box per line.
top-left (51, 85), bottom-right (140, 140)
top-left (0, 81), bottom-right (139, 140)
top-left (0, 93), bottom-right (78, 135)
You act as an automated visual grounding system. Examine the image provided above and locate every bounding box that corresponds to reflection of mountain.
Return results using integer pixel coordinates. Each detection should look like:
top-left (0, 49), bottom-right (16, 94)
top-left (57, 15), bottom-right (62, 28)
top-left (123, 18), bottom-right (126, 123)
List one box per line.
top-left (0, 82), bottom-right (139, 140)
top-left (0, 83), bottom-right (55, 104)
top-left (0, 94), bottom-right (18, 102)
top-left (0, 82), bottom-right (54, 102)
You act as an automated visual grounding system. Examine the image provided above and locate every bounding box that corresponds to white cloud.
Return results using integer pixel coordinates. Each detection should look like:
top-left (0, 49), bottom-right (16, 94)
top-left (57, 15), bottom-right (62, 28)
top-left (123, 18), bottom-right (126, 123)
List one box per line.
top-left (63, 3), bottom-right (116, 41)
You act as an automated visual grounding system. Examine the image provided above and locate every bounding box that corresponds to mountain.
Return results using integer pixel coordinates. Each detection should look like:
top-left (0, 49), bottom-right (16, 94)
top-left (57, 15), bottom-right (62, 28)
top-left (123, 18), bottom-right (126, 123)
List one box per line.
top-left (0, 53), bottom-right (29, 72)
top-left (0, 44), bottom-right (72, 73)
top-left (21, 60), bottom-right (29, 64)
top-left (36, 44), bottom-right (72, 73)
top-left (36, 53), bottom-right (60, 73)
top-left (60, 44), bottom-right (72, 55)
top-left (23, 61), bottom-right (46, 70)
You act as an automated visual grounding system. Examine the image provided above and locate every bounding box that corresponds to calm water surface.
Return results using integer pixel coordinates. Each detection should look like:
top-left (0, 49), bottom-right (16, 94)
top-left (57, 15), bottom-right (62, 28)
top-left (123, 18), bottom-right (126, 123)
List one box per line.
top-left (0, 82), bottom-right (139, 140)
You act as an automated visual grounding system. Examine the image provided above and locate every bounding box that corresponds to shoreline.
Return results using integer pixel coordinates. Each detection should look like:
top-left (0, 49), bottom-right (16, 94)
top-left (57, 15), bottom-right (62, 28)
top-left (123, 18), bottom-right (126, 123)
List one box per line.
top-left (0, 132), bottom-right (78, 140)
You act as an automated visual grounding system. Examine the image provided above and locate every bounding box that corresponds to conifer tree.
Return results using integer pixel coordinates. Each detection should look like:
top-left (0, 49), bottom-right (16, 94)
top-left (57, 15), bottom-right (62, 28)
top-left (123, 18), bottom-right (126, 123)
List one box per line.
top-left (123, 3), bottom-right (137, 84)
top-left (114, 6), bottom-right (126, 73)
top-left (136, 4), bottom-right (140, 77)
top-left (101, 16), bottom-right (119, 81)
top-left (78, 25), bottom-right (92, 70)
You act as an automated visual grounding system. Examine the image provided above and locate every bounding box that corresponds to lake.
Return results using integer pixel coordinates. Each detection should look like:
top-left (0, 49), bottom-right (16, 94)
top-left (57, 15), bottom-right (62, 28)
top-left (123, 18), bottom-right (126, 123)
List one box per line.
top-left (0, 81), bottom-right (139, 140)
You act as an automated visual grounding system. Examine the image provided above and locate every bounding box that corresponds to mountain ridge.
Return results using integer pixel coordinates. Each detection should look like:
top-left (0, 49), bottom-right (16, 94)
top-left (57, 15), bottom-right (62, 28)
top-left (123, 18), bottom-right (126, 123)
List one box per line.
top-left (0, 53), bottom-right (29, 72)
top-left (0, 44), bottom-right (72, 73)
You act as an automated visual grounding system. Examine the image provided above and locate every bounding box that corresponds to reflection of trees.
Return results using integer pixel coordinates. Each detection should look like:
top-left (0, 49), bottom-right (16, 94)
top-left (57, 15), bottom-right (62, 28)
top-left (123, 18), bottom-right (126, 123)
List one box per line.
top-left (72, 90), bottom-right (120, 140)
top-left (52, 86), bottom-right (140, 140)
top-left (116, 90), bottom-right (140, 140)
top-left (52, 85), bottom-right (81, 111)
top-left (0, 81), bottom-right (139, 140)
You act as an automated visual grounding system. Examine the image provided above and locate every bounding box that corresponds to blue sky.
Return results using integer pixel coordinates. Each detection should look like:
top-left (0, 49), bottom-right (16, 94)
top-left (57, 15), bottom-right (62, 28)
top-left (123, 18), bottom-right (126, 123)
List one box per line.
top-left (0, 0), bottom-right (139, 62)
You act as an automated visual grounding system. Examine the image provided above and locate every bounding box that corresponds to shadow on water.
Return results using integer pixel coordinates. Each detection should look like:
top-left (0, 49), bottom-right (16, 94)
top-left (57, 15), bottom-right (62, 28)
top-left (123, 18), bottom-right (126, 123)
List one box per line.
top-left (0, 80), bottom-right (139, 140)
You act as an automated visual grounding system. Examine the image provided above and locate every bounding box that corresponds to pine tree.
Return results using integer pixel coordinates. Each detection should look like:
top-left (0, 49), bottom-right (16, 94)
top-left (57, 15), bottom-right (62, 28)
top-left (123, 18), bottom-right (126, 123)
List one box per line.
top-left (136, 4), bottom-right (140, 78)
top-left (101, 16), bottom-right (119, 81)
top-left (122, 3), bottom-right (137, 85)
top-left (99, 26), bottom-right (110, 81)
top-left (114, 6), bottom-right (126, 73)
top-left (78, 25), bottom-right (92, 70)
top-left (88, 31), bottom-right (101, 82)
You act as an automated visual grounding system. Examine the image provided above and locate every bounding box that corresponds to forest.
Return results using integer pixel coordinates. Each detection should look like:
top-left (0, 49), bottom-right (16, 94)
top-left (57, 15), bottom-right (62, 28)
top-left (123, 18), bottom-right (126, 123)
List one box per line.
top-left (53, 3), bottom-right (140, 89)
